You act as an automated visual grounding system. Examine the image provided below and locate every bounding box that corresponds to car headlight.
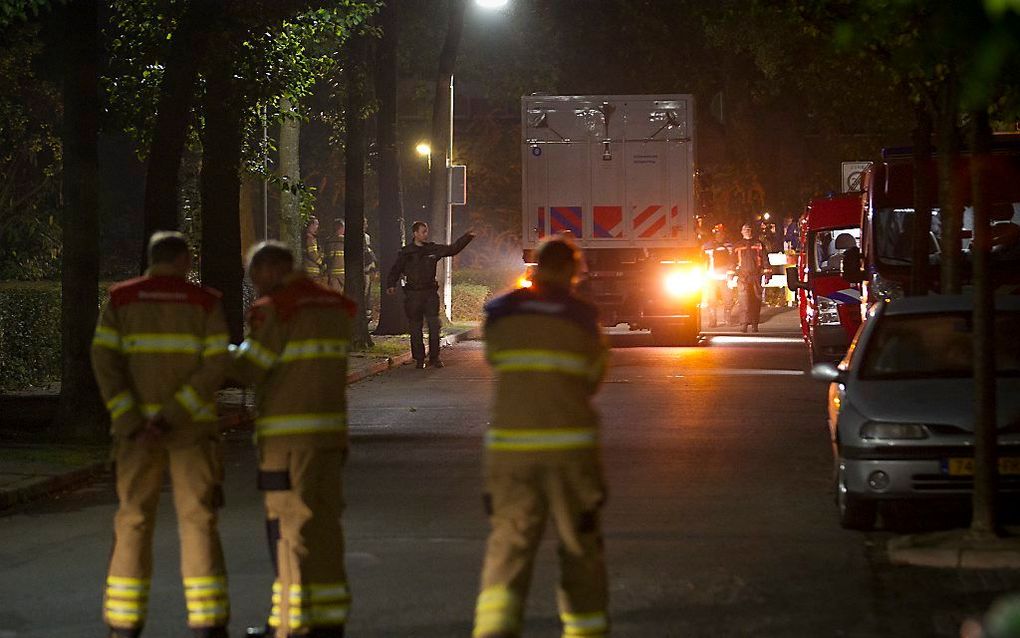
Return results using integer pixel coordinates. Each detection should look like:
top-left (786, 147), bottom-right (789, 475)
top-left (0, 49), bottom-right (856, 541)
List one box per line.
top-left (817, 297), bottom-right (840, 326)
top-left (859, 421), bottom-right (928, 440)
top-left (870, 273), bottom-right (904, 302)
top-left (663, 269), bottom-right (703, 296)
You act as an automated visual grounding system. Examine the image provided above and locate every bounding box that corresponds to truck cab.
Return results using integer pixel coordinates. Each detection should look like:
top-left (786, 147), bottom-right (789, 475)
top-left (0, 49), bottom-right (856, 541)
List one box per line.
top-left (787, 192), bottom-right (864, 362)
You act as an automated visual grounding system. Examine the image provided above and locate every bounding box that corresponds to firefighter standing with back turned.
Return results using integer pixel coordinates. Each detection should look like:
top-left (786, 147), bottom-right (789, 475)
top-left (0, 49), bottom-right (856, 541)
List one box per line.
top-left (92, 231), bottom-right (231, 638)
top-left (233, 241), bottom-right (355, 638)
top-left (472, 237), bottom-right (610, 638)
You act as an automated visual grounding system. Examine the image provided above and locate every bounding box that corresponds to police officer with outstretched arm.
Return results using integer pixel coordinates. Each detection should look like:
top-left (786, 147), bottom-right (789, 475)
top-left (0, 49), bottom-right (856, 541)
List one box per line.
top-left (386, 220), bottom-right (474, 369)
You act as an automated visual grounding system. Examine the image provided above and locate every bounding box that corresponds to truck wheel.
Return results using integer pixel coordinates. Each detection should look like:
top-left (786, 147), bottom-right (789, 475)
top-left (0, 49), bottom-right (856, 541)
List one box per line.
top-left (836, 461), bottom-right (877, 531)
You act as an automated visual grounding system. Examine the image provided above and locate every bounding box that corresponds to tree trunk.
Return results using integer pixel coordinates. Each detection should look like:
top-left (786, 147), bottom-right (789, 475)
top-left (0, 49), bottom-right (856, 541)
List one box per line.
top-left (200, 37), bottom-right (246, 343)
top-left (429, 0), bottom-right (466, 319)
top-left (278, 96), bottom-right (302, 252)
top-left (909, 100), bottom-right (933, 297)
top-left (936, 78), bottom-right (963, 294)
top-left (969, 109), bottom-right (998, 538)
top-left (373, 0), bottom-right (408, 335)
top-left (57, 0), bottom-right (103, 439)
top-left (344, 34), bottom-right (372, 349)
top-left (140, 0), bottom-right (219, 272)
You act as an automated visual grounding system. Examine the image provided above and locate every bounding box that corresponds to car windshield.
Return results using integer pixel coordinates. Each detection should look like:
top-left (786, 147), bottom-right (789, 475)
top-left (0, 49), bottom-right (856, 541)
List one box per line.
top-left (860, 311), bottom-right (1020, 379)
top-left (811, 227), bottom-right (861, 275)
top-left (875, 203), bottom-right (1020, 266)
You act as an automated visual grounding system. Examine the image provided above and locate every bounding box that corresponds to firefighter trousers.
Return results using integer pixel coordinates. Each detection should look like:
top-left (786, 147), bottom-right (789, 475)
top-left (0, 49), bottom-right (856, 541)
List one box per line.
top-left (474, 454), bottom-right (609, 638)
top-left (104, 436), bottom-right (228, 636)
top-left (258, 436), bottom-right (350, 638)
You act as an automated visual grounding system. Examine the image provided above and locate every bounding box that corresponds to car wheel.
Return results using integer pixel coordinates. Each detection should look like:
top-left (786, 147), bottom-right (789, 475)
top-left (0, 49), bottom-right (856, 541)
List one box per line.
top-left (836, 460), bottom-right (877, 531)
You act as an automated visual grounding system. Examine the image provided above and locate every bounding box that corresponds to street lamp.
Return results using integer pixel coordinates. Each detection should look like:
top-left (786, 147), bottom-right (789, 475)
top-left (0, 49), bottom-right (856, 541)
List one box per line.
top-left (416, 142), bottom-right (431, 214)
top-left (415, 141), bottom-right (432, 171)
top-left (434, 0), bottom-right (507, 320)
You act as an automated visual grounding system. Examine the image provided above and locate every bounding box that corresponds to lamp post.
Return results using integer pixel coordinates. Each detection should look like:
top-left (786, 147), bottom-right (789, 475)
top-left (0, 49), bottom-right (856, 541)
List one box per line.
top-left (416, 142), bottom-right (431, 215)
top-left (432, 0), bottom-right (507, 318)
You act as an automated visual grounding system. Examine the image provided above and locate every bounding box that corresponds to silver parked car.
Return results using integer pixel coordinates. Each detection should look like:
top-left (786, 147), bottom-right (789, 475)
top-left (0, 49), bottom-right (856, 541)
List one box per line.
top-left (811, 295), bottom-right (1020, 530)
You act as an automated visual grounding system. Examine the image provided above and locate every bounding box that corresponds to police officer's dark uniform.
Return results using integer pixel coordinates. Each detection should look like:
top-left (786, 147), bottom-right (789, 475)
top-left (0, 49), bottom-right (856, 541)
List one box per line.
top-left (386, 231), bottom-right (474, 367)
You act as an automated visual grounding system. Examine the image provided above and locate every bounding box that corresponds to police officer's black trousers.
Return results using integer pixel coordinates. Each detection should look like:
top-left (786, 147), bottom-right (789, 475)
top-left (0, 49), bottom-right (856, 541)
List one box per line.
top-left (404, 288), bottom-right (442, 363)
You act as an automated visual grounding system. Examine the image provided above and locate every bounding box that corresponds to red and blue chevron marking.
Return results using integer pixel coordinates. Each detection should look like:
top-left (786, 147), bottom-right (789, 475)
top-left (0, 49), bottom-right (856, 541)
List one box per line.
top-left (550, 206), bottom-right (582, 236)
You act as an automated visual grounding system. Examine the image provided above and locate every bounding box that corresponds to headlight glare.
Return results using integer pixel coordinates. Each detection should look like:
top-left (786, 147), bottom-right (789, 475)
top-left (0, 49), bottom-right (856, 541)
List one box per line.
top-left (664, 269), bottom-right (703, 296)
top-left (859, 421), bottom-right (928, 440)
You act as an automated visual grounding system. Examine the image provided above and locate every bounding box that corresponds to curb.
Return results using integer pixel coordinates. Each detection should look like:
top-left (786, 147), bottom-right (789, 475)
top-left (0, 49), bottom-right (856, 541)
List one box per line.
top-left (0, 326), bottom-right (482, 513)
top-left (887, 533), bottom-right (1020, 569)
top-left (0, 460), bottom-right (107, 512)
top-left (347, 325), bottom-right (482, 385)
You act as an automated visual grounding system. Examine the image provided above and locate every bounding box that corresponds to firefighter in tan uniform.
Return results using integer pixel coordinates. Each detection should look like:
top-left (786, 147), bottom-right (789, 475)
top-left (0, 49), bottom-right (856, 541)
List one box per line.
top-left (325, 220), bottom-right (345, 293)
top-left (91, 231), bottom-right (230, 638)
top-left (473, 238), bottom-right (610, 638)
top-left (233, 241), bottom-right (355, 638)
top-left (303, 216), bottom-right (325, 281)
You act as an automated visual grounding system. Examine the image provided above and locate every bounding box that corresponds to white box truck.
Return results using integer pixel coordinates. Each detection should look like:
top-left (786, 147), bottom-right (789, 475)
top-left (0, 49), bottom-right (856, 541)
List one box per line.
top-left (521, 94), bottom-right (703, 345)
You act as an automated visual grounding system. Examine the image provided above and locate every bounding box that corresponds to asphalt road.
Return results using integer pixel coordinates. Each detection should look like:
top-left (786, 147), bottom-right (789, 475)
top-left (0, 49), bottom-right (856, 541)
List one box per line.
top-left (2, 333), bottom-right (1019, 637)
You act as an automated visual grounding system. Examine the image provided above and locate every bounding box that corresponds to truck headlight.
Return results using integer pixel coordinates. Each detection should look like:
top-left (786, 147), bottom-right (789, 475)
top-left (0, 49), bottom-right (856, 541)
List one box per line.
top-left (859, 421), bottom-right (928, 440)
top-left (664, 269), bottom-right (703, 296)
top-left (817, 297), bottom-right (840, 326)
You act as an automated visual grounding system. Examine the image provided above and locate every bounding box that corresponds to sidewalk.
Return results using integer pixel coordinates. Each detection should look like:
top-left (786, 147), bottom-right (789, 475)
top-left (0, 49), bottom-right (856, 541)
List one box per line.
top-left (700, 305), bottom-right (802, 337)
top-left (0, 324), bottom-right (481, 511)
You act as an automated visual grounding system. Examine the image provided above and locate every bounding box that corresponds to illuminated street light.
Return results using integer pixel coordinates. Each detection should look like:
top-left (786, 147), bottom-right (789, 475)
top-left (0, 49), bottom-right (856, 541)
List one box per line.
top-left (475, 0), bottom-right (509, 8)
top-left (415, 142), bottom-right (431, 157)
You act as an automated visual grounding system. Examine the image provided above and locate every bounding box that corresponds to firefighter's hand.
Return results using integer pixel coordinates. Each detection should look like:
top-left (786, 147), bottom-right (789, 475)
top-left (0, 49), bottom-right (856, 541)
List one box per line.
top-left (386, 287), bottom-right (396, 296)
top-left (135, 416), bottom-right (169, 446)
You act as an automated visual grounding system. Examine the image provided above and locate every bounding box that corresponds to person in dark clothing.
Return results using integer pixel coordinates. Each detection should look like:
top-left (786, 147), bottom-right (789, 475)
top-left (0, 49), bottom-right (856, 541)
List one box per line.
top-left (733, 223), bottom-right (768, 333)
top-left (386, 221), bottom-right (475, 368)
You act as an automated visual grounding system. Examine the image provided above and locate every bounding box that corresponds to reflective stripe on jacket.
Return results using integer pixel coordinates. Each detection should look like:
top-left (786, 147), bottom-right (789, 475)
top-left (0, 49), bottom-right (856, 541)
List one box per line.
top-left (90, 268), bottom-right (230, 440)
top-left (483, 283), bottom-right (607, 452)
top-left (233, 274), bottom-right (356, 442)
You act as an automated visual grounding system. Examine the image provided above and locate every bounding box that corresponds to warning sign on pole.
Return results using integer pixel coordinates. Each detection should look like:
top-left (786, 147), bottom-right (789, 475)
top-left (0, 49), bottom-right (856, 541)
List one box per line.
top-left (841, 161), bottom-right (871, 193)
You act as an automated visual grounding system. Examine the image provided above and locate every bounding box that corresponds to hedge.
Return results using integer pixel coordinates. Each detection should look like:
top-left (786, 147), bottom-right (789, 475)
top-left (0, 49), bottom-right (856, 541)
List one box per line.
top-left (451, 283), bottom-right (492, 323)
top-left (0, 282), bottom-right (62, 392)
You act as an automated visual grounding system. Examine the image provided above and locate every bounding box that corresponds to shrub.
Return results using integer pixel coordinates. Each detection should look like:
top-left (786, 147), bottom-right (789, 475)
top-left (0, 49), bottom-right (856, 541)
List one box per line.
top-left (451, 283), bottom-right (491, 323)
top-left (0, 282), bottom-right (62, 392)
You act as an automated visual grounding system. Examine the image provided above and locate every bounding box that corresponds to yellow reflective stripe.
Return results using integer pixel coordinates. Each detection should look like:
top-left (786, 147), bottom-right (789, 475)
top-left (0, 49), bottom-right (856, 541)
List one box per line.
top-left (237, 339), bottom-right (277, 369)
top-left (280, 339), bottom-right (349, 363)
top-left (174, 385), bottom-right (217, 422)
top-left (93, 326), bottom-right (122, 351)
top-left (203, 333), bottom-right (230, 357)
top-left (561, 611), bottom-right (609, 636)
top-left (255, 413), bottom-right (347, 437)
top-left (486, 428), bottom-right (597, 451)
top-left (309, 583), bottom-right (350, 602)
top-left (122, 333), bottom-right (202, 354)
top-left (105, 391), bottom-right (135, 420)
top-left (141, 404), bottom-right (161, 419)
top-left (491, 349), bottom-right (592, 377)
top-left (473, 586), bottom-right (521, 637)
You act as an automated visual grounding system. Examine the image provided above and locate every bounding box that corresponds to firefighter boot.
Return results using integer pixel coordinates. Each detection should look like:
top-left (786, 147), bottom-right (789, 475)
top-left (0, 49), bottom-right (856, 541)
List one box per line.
top-left (108, 629), bottom-right (141, 638)
top-left (192, 628), bottom-right (229, 638)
